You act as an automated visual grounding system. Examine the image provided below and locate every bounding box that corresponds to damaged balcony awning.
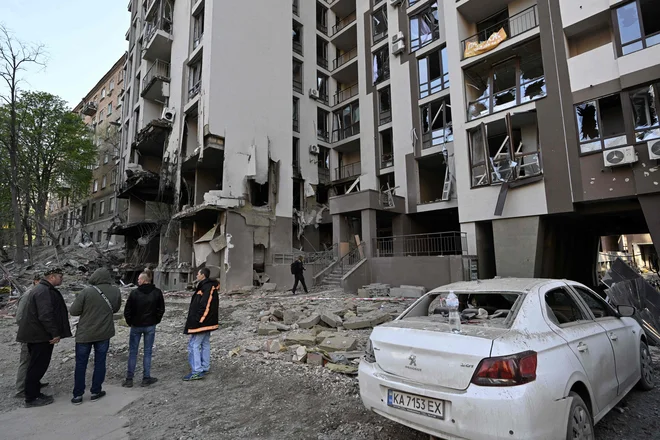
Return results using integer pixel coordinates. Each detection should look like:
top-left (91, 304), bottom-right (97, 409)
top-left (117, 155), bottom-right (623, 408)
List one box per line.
top-left (108, 220), bottom-right (160, 238)
top-left (117, 170), bottom-right (173, 203)
top-left (173, 203), bottom-right (226, 221)
top-left (182, 143), bottom-right (225, 172)
top-left (132, 120), bottom-right (172, 157)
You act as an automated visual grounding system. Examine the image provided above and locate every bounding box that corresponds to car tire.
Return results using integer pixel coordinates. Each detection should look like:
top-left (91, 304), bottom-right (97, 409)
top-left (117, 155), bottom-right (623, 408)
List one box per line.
top-left (566, 391), bottom-right (594, 440)
top-left (636, 341), bottom-right (654, 391)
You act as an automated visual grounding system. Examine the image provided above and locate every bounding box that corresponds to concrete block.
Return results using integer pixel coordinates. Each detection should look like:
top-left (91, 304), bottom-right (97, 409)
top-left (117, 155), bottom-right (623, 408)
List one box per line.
top-left (357, 288), bottom-right (370, 298)
top-left (257, 324), bottom-right (279, 336)
top-left (315, 330), bottom-right (338, 344)
top-left (320, 312), bottom-right (343, 328)
top-left (307, 352), bottom-right (325, 366)
top-left (329, 351), bottom-right (364, 363)
top-left (272, 309), bottom-right (284, 319)
top-left (283, 309), bottom-right (301, 325)
top-left (391, 286), bottom-right (426, 298)
top-left (284, 333), bottom-right (317, 347)
top-left (343, 316), bottom-right (373, 330)
top-left (369, 311), bottom-right (392, 326)
top-left (357, 306), bottom-right (377, 315)
top-left (292, 346), bottom-right (307, 363)
top-left (319, 335), bottom-right (358, 352)
top-left (262, 283), bottom-right (277, 292)
top-left (263, 339), bottom-right (284, 353)
top-left (297, 314), bottom-right (320, 329)
top-left (272, 322), bottom-right (290, 332)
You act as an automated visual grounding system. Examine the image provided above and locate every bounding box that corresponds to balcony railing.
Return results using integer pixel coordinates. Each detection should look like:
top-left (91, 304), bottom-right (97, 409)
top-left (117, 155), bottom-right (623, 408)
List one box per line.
top-left (332, 122), bottom-right (360, 142)
top-left (188, 80), bottom-right (201, 100)
top-left (317, 22), bottom-right (328, 35)
top-left (293, 78), bottom-right (303, 94)
top-left (293, 118), bottom-right (299, 133)
top-left (373, 232), bottom-right (468, 257)
top-left (379, 110), bottom-right (392, 125)
top-left (144, 18), bottom-right (172, 44)
top-left (332, 47), bottom-right (358, 70)
top-left (332, 11), bottom-right (357, 35)
top-left (380, 153), bottom-right (393, 169)
top-left (317, 55), bottom-right (328, 70)
top-left (461, 5), bottom-right (539, 60)
top-left (317, 130), bottom-right (330, 143)
top-left (334, 83), bottom-right (358, 105)
top-left (142, 59), bottom-right (170, 93)
top-left (318, 166), bottom-right (330, 184)
top-left (292, 0), bottom-right (299, 16)
top-left (293, 40), bottom-right (303, 55)
top-left (334, 161), bottom-right (361, 180)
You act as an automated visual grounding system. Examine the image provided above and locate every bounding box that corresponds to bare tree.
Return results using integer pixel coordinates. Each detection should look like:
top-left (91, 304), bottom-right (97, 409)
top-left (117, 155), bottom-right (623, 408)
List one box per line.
top-left (0, 25), bottom-right (45, 264)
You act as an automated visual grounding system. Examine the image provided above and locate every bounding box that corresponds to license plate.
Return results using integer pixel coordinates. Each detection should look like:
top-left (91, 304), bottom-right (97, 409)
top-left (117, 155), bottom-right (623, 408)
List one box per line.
top-left (387, 389), bottom-right (445, 420)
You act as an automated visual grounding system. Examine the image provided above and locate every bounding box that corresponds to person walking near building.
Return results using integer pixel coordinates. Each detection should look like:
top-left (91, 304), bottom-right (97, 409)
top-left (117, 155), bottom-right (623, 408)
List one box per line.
top-left (69, 267), bottom-right (121, 405)
top-left (183, 267), bottom-right (219, 381)
top-left (15, 275), bottom-right (45, 398)
top-left (16, 268), bottom-right (72, 408)
top-left (291, 255), bottom-right (308, 295)
top-left (122, 271), bottom-right (165, 388)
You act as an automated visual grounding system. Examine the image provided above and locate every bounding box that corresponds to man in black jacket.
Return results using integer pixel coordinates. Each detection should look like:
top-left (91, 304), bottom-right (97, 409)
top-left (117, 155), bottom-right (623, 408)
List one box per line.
top-left (183, 267), bottom-right (219, 381)
top-left (291, 255), bottom-right (308, 295)
top-left (122, 271), bottom-right (165, 388)
top-left (16, 268), bottom-right (72, 407)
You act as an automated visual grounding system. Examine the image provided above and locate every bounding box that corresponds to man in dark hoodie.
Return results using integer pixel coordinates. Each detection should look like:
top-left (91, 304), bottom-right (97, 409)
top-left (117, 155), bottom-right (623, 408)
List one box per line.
top-left (122, 271), bottom-right (165, 388)
top-left (69, 267), bottom-right (121, 405)
top-left (16, 268), bottom-right (72, 408)
top-left (183, 267), bottom-right (219, 381)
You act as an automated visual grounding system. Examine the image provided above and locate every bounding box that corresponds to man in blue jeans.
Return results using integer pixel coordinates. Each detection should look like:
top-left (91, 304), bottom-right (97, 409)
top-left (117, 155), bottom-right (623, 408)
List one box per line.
top-left (122, 271), bottom-right (165, 388)
top-left (69, 268), bottom-right (121, 405)
top-left (183, 267), bottom-right (219, 381)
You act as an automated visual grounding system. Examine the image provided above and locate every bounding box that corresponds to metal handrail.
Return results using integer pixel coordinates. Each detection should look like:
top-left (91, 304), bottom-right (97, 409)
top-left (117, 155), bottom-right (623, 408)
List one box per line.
top-left (332, 10), bottom-right (356, 35)
top-left (339, 242), bottom-right (366, 277)
top-left (461, 5), bottom-right (538, 58)
top-left (332, 47), bottom-right (357, 70)
top-left (374, 232), bottom-right (468, 257)
top-left (334, 161), bottom-right (361, 180)
top-left (188, 81), bottom-right (201, 100)
top-left (293, 78), bottom-right (303, 93)
top-left (334, 83), bottom-right (358, 105)
top-left (142, 59), bottom-right (170, 93)
top-left (332, 122), bottom-right (360, 143)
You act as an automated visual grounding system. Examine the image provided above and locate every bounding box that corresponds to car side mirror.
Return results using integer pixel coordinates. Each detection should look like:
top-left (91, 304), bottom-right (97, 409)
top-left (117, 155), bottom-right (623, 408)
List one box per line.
top-left (617, 305), bottom-right (636, 317)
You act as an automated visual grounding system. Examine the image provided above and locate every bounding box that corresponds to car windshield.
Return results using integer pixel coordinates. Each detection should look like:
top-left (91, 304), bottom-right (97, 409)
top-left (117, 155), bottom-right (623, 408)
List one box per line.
top-left (400, 291), bottom-right (523, 329)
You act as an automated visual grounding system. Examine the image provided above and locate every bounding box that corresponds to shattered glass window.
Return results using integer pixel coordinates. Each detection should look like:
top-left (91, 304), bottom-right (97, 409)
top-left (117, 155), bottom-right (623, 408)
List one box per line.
top-left (469, 128), bottom-right (488, 187)
top-left (372, 7), bottom-right (387, 44)
top-left (419, 47), bottom-right (449, 98)
top-left (373, 47), bottom-right (390, 85)
top-left (616, 2), bottom-right (642, 54)
top-left (520, 53), bottom-right (546, 104)
top-left (488, 132), bottom-right (514, 182)
top-left (410, 2), bottom-right (439, 51)
top-left (421, 99), bottom-right (453, 149)
top-left (576, 101), bottom-right (601, 152)
top-left (631, 84), bottom-right (660, 141)
top-left (492, 60), bottom-right (517, 113)
top-left (466, 70), bottom-right (491, 121)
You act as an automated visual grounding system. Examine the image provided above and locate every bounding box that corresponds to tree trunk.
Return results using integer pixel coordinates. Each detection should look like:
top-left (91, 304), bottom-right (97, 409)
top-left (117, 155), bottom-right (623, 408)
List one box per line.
top-left (8, 149), bottom-right (24, 263)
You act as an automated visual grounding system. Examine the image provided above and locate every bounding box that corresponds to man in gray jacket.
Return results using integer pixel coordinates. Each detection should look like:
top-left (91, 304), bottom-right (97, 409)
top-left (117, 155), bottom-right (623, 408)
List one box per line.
top-left (69, 267), bottom-right (121, 405)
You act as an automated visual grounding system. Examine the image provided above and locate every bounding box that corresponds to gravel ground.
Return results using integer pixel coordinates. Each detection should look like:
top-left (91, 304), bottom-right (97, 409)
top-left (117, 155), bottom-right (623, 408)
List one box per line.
top-left (0, 286), bottom-right (658, 439)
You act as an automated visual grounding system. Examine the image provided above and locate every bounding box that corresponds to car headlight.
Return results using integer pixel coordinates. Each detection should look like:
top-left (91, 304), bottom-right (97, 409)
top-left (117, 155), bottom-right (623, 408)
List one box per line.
top-left (364, 338), bottom-right (376, 363)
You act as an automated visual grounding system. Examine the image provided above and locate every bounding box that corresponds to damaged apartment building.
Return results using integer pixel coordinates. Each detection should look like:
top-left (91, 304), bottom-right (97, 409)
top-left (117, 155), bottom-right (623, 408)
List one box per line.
top-left (48, 55), bottom-right (127, 247)
top-left (113, 0), bottom-right (660, 292)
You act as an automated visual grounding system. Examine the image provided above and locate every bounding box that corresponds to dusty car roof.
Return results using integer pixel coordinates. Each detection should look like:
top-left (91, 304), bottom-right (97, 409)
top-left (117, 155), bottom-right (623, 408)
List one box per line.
top-left (428, 278), bottom-right (558, 294)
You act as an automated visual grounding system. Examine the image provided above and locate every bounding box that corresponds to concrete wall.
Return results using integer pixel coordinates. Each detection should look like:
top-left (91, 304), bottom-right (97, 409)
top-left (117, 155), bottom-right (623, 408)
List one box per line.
top-left (559, 0), bottom-right (610, 30)
top-left (369, 255), bottom-right (466, 292)
top-left (342, 259), bottom-right (370, 294)
top-left (492, 216), bottom-right (543, 277)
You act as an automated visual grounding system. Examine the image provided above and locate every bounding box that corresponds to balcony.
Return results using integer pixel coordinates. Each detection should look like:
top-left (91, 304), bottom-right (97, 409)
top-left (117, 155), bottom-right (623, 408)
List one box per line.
top-left (331, 11), bottom-right (358, 51)
top-left (332, 122), bottom-right (360, 143)
top-left (141, 59), bottom-right (170, 102)
top-left (332, 47), bottom-right (357, 70)
top-left (462, 5), bottom-right (539, 60)
top-left (334, 161), bottom-right (361, 181)
top-left (293, 77), bottom-right (303, 94)
top-left (82, 101), bottom-right (98, 116)
top-left (334, 83), bottom-right (358, 106)
top-left (292, 0), bottom-right (299, 16)
top-left (188, 80), bottom-right (201, 101)
top-left (332, 11), bottom-right (356, 35)
top-left (143, 18), bottom-right (173, 61)
top-left (293, 117), bottom-right (299, 133)
top-left (317, 55), bottom-right (328, 70)
top-left (373, 232), bottom-right (468, 257)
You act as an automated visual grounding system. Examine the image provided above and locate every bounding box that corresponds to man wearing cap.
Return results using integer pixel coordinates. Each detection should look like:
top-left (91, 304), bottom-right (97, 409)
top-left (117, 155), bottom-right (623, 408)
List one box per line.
top-left (14, 275), bottom-right (46, 398)
top-left (16, 268), bottom-right (72, 408)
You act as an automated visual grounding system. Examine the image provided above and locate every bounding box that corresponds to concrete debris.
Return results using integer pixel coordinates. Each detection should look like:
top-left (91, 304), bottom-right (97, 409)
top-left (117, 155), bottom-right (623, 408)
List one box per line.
top-left (320, 311), bottom-right (343, 328)
top-left (263, 340), bottom-right (285, 353)
top-left (329, 351), bottom-right (364, 365)
top-left (358, 283), bottom-right (390, 298)
top-left (306, 352), bottom-right (325, 366)
top-left (325, 363), bottom-right (358, 375)
top-left (272, 308), bottom-right (284, 319)
top-left (297, 314), bottom-right (321, 329)
top-left (315, 331), bottom-right (338, 344)
top-left (318, 335), bottom-right (358, 352)
top-left (228, 347), bottom-right (241, 358)
top-left (261, 283), bottom-right (277, 292)
top-left (284, 333), bottom-right (317, 347)
top-left (272, 322), bottom-right (291, 332)
top-left (343, 311), bottom-right (391, 330)
top-left (292, 346), bottom-right (308, 363)
top-left (391, 285), bottom-right (426, 298)
top-left (283, 309), bottom-right (301, 325)
top-left (257, 324), bottom-right (280, 336)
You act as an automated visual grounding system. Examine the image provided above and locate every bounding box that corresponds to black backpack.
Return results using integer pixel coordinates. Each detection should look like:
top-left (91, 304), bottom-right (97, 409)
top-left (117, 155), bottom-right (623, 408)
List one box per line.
top-left (290, 262), bottom-right (296, 274)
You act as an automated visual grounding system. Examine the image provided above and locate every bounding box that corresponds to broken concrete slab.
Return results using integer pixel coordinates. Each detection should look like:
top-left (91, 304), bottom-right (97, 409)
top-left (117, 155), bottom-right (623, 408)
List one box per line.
top-left (261, 283), bottom-right (277, 292)
top-left (272, 309), bottom-right (284, 320)
top-left (310, 326), bottom-right (337, 335)
top-left (344, 311), bottom-right (356, 320)
top-left (357, 288), bottom-right (370, 298)
top-left (297, 314), bottom-right (320, 329)
top-left (356, 306), bottom-right (377, 315)
top-left (307, 352), bottom-right (325, 366)
top-left (257, 324), bottom-right (279, 336)
top-left (320, 312), bottom-right (342, 328)
top-left (391, 285), bottom-right (426, 298)
top-left (369, 311), bottom-right (392, 326)
top-left (272, 322), bottom-right (290, 332)
top-left (292, 346), bottom-right (307, 363)
top-left (343, 317), bottom-right (373, 330)
top-left (263, 339), bottom-right (285, 353)
top-left (283, 310), bottom-right (301, 325)
top-left (315, 331), bottom-right (338, 344)
top-left (326, 363), bottom-right (358, 375)
top-left (329, 351), bottom-right (364, 364)
top-left (319, 335), bottom-right (358, 352)
top-left (284, 333), bottom-right (317, 347)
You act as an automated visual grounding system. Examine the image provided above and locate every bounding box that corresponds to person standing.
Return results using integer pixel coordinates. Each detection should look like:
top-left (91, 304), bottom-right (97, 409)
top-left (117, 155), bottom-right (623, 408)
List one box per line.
top-left (122, 271), bottom-right (165, 388)
top-left (183, 267), bottom-right (219, 381)
top-left (16, 268), bottom-right (72, 408)
top-left (291, 255), bottom-right (308, 295)
top-left (15, 275), bottom-right (46, 398)
top-left (69, 267), bottom-right (121, 404)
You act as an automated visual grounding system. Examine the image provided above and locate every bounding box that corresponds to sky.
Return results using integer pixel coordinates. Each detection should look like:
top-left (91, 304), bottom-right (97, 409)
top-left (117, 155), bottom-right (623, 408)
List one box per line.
top-left (0, 0), bottom-right (129, 108)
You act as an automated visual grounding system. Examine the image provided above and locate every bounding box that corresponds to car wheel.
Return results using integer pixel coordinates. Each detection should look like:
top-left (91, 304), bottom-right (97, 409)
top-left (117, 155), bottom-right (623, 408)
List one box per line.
top-left (566, 392), bottom-right (594, 440)
top-left (636, 341), bottom-right (654, 391)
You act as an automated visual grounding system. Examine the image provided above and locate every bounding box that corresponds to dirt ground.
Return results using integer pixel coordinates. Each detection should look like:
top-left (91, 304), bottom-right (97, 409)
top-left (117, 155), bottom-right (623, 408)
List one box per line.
top-left (1, 285), bottom-right (659, 440)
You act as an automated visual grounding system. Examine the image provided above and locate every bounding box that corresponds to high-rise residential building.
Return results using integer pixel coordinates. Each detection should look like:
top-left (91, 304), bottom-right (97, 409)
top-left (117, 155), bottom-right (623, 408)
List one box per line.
top-left (115, 0), bottom-right (659, 291)
top-left (48, 54), bottom-right (127, 248)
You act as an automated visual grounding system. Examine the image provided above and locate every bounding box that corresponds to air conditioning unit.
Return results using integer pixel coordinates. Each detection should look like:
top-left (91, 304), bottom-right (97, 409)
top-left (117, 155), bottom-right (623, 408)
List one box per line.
top-left (390, 0), bottom-right (404, 6)
top-left (309, 89), bottom-right (320, 100)
top-left (603, 146), bottom-right (637, 167)
top-left (648, 139), bottom-right (660, 160)
top-left (309, 144), bottom-right (319, 155)
top-left (392, 39), bottom-right (406, 55)
top-left (392, 32), bottom-right (404, 43)
top-left (161, 107), bottom-right (176, 123)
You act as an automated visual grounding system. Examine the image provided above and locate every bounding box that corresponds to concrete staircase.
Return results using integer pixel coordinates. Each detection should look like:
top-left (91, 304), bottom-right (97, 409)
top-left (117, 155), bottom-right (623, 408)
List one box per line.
top-left (319, 263), bottom-right (355, 288)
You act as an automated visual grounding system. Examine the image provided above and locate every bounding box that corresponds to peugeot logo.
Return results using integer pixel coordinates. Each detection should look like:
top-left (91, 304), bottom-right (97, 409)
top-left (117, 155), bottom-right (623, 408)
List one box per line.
top-left (409, 355), bottom-right (417, 367)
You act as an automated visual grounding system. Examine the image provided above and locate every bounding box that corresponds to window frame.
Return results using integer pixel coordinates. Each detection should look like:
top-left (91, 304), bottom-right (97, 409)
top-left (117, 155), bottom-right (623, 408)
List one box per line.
top-left (612, 0), bottom-right (660, 57)
top-left (629, 83), bottom-right (660, 143)
top-left (409, 1), bottom-right (439, 52)
top-left (568, 284), bottom-right (618, 320)
top-left (420, 97), bottom-right (453, 150)
top-left (373, 46), bottom-right (390, 85)
top-left (372, 6), bottom-right (388, 45)
top-left (544, 287), bottom-right (592, 328)
top-left (418, 46), bottom-right (450, 99)
top-left (574, 93), bottom-right (629, 155)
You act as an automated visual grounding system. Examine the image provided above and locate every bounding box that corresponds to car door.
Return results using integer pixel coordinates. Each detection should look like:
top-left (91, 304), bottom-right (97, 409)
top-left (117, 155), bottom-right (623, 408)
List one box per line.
top-left (542, 285), bottom-right (618, 414)
top-left (569, 283), bottom-right (640, 395)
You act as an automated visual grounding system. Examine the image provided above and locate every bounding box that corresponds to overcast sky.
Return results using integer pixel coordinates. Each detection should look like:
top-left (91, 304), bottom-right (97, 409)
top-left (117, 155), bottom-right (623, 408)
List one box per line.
top-left (0, 0), bottom-right (128, 108)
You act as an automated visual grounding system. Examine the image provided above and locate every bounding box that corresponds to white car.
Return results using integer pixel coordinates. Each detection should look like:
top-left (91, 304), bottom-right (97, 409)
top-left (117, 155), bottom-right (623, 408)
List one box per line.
top-left (359, 279), bottom-right (655, 440)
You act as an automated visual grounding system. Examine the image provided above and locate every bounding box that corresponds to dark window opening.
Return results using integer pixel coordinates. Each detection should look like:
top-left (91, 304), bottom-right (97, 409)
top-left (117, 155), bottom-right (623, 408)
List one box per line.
top-left (372, 7), bottom-right (388, 44)
top-left (293, 21), bottom-right (303, 55)
top-left (477, 9), bottom-right (509, 37)
top-left (418, 46), bottom-right (449, 98)
top-left (409, 2), bottom-right (439, 52)
top-left (318, 146), bottom-right (330, 184)
top-left (332, 102), bottom-right (360, 142)
top-left (316, 184), bottom-right (329, 204)
top-left (421, 98), bottom-right (453, 149)
top-left (418, 153), bottom-right (448, 204)
top-left (545, 288), bottom-right (587, 325)
top-left (292, 138), bottom-right (301, 177)
top-left (576, 94), bottom-right (627, 153)
top-left (317, 108), bottom-right (330, 142)
top-left (380, 129), bottom-right (394, 169)
top-left (373, 46), bottom-right (390, 85)
top-left (293, 59), bottom-right (303, 93)
top-left (379, 86), bottom-right (392, 125)
top-left (249, 181), bottom-right (269, 207)
top-left (293, 97), bottom-right (300, 133)
top-left (293, 179), bottom-right (302, 211)
top-left (630, 83), bottom-right (660, 142)
top-left (317, 36), bottom-right (328, 69)
top-left (316, 3), bottom-right (328, 34)
top-left (317, 72), bottom-right (329, 104)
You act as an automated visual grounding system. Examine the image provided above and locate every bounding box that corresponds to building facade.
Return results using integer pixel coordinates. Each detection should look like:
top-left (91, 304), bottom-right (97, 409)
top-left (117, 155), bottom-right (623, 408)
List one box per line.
top-left (48, 55), bottom-right (127, 247)
top-left (116, 0), bottom-right (659, 290)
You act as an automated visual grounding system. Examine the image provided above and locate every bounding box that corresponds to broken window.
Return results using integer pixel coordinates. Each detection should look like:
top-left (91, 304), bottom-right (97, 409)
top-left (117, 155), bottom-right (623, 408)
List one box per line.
top-left (193, 9), bottom-right (204, 49)
top-left (519, 53), bottom-right (546, 104)
top-left (318, 146), bottom-right (330, 183)
top-left (293, 179), bottom-right (302, 211)
top-left (316, 3), bottom-right (328, 34)
top-left (409, 2), bottom-right (439, 52)
top-left (293, 59), bottom-right (303, 93)
top-left (316, 36), bottom-right (328, 69)
top-left (576, 94), bottom-right (627, 153)
top-left (249, 181), bottom-right (269, 207)
top-left (317, 108), bottom-right (330, 142)
top-left (421, 98), bottom-right (453, 149)
top-left (373, 46), bottom-right (390, 85)
top-left (492, 59), bottom-right (517, 113)
top-left (379, 87), bottom-right (392, 125)
top-left (545, 288), bottom-right (588, 325)
top-left (292, 137), bottom-right (301, 177)
top-left (293, 97), bottom-right (300, 133)
top-left (614, 0), bottom-right (660, 56)
top-left (418, 46), bottom-right (450, 98)
top-left (188, 61), bottom-right (202, 99)
top-left (630, 83), bottom-right (660, 141)
top-left (316, 184), bottom-right (329, 204)
top-left (418, 153), bottom-right (449, 204)
top-left (293, 21), bottom-right (303, 55)
top-left (332, 102), bottom-right (360, 141)
top-left (317, 72), bottom-right (329, 104)
top-left (372, 7), bottom-right (388, 44)
top-left (469, 126), bottom-right (489, 187)
top-left (380, 129), bottom-right (394, 168)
